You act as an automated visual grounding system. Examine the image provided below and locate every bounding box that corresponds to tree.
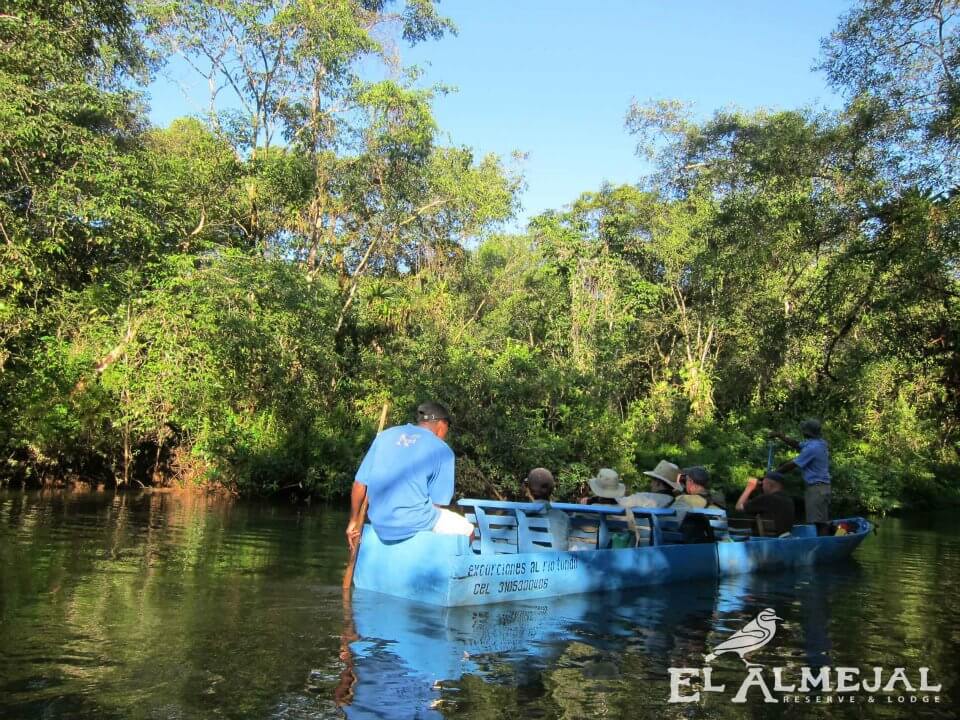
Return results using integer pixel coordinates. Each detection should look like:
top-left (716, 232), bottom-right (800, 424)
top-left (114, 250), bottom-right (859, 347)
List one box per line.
top-left (622, 96), bottom-right (960, 505)
top-left (140, 0), bottom-right (453, 152)
top-left (143, 1), bottom-right (516, 298)
top-left (819, 0), bottom-right (960, 187)
top-left (0, 0), bottom-right (158, 405)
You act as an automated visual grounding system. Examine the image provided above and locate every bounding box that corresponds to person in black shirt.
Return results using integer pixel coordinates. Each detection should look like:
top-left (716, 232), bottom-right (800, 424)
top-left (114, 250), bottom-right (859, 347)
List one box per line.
top-left (734, 471), bottom-right (796, 536)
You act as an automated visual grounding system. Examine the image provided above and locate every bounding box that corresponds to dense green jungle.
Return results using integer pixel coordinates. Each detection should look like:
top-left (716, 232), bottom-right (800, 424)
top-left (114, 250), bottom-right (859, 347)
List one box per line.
top-left (2, 0), bottom-right (959, 512)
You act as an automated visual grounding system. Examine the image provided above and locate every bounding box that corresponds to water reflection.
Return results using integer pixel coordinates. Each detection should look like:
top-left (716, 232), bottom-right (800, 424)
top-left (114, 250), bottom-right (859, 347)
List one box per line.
top-left (341, 553), bottom-right (956, 719)
top-left (340, 567), bottom-right (846, 717)
top-left (1, 490), bottom-right (957, 719)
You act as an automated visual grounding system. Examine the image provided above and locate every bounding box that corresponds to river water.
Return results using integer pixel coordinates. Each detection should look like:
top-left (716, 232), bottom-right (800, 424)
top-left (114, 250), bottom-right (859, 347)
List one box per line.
top-left (0, 489), bottom-right (957, 719)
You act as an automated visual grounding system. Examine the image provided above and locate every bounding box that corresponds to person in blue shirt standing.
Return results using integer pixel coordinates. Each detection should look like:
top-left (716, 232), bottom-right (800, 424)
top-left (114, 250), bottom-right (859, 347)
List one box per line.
top-left (346, 401), bottom-right (474, 550)
top-left (769, 418), bottom-right (831, 526)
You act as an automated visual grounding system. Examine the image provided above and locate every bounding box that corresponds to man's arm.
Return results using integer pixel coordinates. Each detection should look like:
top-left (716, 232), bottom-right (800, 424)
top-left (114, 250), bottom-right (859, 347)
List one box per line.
top-left (769, 430), bottom-right (800, 451)
top-left (775, 460), bottom-right (798, 474)
top-left (427, 446), bottom-right (456, 507)
top-left (346, 481), bottom-right (368, 551)
top-left (735, 477), bottom-right (760, 512)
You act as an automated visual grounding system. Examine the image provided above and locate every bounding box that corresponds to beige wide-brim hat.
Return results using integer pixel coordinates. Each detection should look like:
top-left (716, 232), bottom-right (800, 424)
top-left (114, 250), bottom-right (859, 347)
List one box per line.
top-left (642, 460), bottom-right (682, 492)
top-left (588, 468), bottom-right (626, 498)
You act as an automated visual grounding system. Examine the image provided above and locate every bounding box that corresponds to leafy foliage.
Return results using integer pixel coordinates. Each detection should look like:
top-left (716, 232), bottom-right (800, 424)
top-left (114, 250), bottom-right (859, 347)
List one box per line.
top-left (1, 0), bottom-right (958, 511)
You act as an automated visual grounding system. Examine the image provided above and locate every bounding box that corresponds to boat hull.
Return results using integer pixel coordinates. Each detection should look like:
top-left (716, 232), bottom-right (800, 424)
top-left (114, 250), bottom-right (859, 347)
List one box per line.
top-left (352, 519), bottom-right (871, 607)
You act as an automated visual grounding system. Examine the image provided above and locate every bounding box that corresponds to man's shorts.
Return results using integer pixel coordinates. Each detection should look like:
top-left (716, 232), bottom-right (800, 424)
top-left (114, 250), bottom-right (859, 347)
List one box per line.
top-left (804, 483), bottom-right (831, 523)
top-left (432, 507), bottom-right (474, 536)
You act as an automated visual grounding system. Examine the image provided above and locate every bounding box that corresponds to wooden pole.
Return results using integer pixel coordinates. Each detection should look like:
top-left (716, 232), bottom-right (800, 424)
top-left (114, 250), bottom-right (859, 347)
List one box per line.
top-left (342, 401), bottom-right (389, 591)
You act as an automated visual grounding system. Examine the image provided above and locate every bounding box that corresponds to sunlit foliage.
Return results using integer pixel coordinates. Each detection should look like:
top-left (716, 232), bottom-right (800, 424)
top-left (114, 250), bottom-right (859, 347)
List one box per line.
top-left (1, 0), bottom-right (957, 510)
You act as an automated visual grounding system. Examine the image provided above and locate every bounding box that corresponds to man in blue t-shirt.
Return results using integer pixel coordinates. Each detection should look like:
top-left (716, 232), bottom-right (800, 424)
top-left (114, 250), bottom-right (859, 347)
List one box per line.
top-left (346, 402), bottom-right (474, 548)
top-left (769, 418), bottom-right (831, 525)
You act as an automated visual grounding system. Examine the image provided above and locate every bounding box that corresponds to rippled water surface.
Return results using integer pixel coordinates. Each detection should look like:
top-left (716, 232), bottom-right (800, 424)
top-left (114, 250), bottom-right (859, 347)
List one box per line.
top-left (0, 490), bottom-right (957, 718)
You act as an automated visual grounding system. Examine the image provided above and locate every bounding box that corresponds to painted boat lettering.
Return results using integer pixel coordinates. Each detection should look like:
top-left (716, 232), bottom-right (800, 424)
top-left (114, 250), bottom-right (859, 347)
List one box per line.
top-left (530, 558), bottom-right (578, 573)
top-left (468, 557), bottom-right (579, 595)
top-left (497, 577), bottom-right (549, 593)
top-left (465, 556), bottom-right (578, 578)
top-left (466, 561), bottom-right (528, 578)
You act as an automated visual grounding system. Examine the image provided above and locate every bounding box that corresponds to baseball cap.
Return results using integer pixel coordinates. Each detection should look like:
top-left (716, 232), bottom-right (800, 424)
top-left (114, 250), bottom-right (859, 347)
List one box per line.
top-left (416, 401), bottom-right (451, 424)
top-left (680, 466), bottom-right (710, 488)
top-left (525, 468), bottom-right (555, 497)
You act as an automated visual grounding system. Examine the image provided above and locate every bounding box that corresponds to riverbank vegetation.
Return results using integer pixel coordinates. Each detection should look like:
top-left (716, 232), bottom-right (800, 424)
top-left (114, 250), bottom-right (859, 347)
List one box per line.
top-left (2, 0), bottom-right (958, 511)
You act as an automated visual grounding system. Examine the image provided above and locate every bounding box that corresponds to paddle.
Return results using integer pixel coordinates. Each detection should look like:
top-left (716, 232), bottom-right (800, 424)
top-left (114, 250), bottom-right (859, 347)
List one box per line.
top-left (766, 440), bottom-right (775, 473)
top-left (342, 401), bottom-right (390, 591)
top-left (334, 593), bottom-right (359, 707)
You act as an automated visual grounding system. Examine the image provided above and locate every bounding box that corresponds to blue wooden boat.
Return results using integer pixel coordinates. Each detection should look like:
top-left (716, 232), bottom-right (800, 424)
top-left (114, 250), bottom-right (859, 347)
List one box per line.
top-left (351, 498), bottom-right (871, 607)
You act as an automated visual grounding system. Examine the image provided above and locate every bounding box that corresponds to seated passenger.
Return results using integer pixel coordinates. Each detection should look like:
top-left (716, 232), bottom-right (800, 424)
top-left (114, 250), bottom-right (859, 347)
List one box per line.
top-left (734, 471), bottom-right (796, 537)
top-left (672, 466), bottom-right (723, 510)
top-left (614, 460), bottom-right (681, 546)
top-left (569, 468), bottom-right (625, 550)
top-left (578, 467), bottom-right (625, 505)
top-left (672, 466), bottom-right (724, 543)
top-left (523, 467), bottom-right (570, 550)
top-left (618, 460), bottom-right (681, 509)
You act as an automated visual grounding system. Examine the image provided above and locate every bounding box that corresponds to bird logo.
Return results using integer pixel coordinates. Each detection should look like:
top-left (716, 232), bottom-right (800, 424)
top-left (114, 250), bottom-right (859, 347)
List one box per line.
top-left (395, 433), bottom-right (419, 448)
top-left (704, 608), bottom-right (783, 667)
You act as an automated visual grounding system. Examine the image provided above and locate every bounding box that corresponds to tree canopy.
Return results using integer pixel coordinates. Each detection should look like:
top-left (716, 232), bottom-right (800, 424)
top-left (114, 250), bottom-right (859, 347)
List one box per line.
top-left (1, 0), bottom-right (957, 511)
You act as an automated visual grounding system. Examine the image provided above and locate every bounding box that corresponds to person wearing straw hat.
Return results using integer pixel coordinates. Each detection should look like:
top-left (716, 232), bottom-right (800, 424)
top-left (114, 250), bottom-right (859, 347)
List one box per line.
top-left (579, 467), bottom-right (626, 505)
top-left (618, 460), bottom-right (681, 509)
top-left (570, 467), bottom-right (625, 550)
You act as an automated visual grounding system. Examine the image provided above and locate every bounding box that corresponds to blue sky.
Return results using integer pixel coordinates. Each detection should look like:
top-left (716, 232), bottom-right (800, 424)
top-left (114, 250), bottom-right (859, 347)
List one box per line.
top-left (147, 0), bottom-right (853, 226)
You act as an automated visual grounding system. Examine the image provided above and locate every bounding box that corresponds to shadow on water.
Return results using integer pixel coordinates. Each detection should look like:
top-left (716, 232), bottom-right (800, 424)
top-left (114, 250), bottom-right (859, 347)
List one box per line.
top-left (1, 490), bottom-right (958, 719)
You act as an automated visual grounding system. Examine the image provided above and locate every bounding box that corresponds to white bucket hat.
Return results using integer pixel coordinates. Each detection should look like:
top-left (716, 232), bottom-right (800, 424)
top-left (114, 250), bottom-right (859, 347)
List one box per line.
top-left (588, 468), bottom-right (625, 498)
top-left (642, 460), bottom-right (681, 492)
